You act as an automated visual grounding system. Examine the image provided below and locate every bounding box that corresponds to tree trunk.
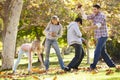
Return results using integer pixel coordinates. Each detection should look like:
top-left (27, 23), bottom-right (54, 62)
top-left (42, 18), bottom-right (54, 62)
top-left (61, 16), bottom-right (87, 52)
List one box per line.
top-left (86, 38), bottom-right (90, 64)
top-left (86, 32), bottom-right (91, 64)
top-left (1, 0), bottom-right (23, 70)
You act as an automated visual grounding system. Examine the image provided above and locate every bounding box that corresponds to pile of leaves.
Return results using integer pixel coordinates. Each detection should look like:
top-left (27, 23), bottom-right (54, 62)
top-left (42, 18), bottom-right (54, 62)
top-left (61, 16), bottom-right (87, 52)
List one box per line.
top-left (0, 65), bottom-right (120, 80)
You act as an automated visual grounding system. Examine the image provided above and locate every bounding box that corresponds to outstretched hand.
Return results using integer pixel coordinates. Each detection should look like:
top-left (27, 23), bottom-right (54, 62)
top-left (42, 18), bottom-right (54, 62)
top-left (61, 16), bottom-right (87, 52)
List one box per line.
top-left (83, 25), bottom-right (97, 32)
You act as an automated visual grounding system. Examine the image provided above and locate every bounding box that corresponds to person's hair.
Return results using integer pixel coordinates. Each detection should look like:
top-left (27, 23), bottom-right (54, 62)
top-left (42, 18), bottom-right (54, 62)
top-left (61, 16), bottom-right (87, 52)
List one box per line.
top-left (93, 4), bottom-right (101, 9)
top-left (50, 15), bottom-right (60, 25)
top-left (75, 17), bottom-right (82, 25)
top-left (32, 40), bottom-right (42, 53)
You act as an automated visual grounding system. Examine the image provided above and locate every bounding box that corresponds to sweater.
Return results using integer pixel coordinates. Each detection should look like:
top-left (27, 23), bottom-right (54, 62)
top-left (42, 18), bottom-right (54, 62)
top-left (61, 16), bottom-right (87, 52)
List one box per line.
top-left (67, 22), bottom-right (82, 45)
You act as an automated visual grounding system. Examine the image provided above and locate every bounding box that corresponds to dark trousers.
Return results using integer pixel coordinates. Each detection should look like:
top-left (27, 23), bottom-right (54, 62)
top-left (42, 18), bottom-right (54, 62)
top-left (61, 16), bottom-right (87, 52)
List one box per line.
top-left (68, 44), bottom-right (84, 69)
top-left (90, 37), bottom-right (116, 69)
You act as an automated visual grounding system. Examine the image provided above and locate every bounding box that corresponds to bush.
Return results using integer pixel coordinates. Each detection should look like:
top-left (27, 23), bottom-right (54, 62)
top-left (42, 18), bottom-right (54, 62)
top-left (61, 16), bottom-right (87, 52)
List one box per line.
top-left (106, 39), bottom-right (120, 62)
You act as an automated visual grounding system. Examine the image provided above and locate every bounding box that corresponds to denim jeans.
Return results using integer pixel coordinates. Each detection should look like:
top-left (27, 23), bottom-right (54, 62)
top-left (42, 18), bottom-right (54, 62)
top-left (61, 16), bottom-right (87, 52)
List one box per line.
top-left (13, 49), bottom-right (31, 71)
top-left (68, 44), bottom-right (84, 69)
top-left (90, 37), bottom-right (116, 69)
top-left (44, 39), bottom-right (65, 70)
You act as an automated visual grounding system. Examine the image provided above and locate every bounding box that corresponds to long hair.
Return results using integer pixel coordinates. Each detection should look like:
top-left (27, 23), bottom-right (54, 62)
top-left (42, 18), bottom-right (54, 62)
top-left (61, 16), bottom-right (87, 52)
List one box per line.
top-left (32, 40), bottom-right (42, 53)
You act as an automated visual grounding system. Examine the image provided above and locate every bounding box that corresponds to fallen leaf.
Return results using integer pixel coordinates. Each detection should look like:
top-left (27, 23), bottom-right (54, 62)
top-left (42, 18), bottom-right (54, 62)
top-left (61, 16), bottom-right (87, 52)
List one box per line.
top-left (96, 66), bottom-right (102, 69)
top-left (91, 69), bottom-right (98, 74)
top-left (32, 76), bottom-right (40, 80)
top-left (56, 70), bottom-right (66, 74)
top-left (74, 72), bottom-right (79, 75)
top-left (78, 67), bottom-right (82, 70)
top-left (115, 67), bottom-right (120, 72)
top-left (106, 69), bottom-right (114, 75)
top-left (32, 68), bottom-right (46, 74)
top-left (0, 72), bottom-right (5, 75)
top-left (53, 76), bottom-right (57, 80)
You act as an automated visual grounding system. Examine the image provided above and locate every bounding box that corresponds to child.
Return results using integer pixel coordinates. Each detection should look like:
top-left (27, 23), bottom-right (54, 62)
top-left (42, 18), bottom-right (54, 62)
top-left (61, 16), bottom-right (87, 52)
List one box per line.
top-left (13, 40), bottom-right (44, 73)
top-left (64, 17), bottom-right (85, 71)
top-left (44, 15), bottom-right (67, 71)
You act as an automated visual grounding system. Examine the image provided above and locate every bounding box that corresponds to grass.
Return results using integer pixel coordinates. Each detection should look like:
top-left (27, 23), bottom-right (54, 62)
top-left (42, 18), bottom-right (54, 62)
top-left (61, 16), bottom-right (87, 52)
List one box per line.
top-left (0, 52), bottom-right (120, 80)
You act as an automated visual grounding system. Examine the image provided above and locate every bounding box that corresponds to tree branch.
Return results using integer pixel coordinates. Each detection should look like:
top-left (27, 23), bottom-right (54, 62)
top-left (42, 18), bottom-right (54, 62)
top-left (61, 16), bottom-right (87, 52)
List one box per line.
top-left (0, 2), bottom-right (4, 19)
top-left (18, 26), bottom-right (27, 31)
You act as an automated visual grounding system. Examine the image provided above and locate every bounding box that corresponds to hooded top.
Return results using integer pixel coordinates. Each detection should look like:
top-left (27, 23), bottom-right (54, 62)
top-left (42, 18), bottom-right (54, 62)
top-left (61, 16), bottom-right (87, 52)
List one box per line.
top-left (67, 22), bottom-right (82, 45)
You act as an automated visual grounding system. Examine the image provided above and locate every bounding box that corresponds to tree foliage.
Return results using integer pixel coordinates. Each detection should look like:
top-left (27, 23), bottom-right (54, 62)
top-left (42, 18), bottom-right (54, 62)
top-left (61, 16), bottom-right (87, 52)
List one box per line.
top-left (16, 0), bottom-right (120, 46)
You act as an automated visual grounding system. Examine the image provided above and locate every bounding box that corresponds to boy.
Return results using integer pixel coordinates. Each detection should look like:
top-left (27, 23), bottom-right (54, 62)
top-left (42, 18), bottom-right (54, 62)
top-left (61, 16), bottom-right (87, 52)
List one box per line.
top-left (64, 17), bottom-right (85, 71)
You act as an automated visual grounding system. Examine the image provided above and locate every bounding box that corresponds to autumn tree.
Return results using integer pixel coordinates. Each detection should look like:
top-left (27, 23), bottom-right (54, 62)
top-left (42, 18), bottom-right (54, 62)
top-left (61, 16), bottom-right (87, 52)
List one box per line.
top-left (0, 0), bottom-right (23, 70)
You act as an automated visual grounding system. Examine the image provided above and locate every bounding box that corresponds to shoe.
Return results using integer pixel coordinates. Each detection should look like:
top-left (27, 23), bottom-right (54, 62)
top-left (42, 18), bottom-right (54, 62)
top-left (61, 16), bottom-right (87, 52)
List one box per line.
top-left (73, 67), bottom-right (78, 70)
top-left (72, 67), bottom-right (78, 72)
top-left (64, 67), bottom-right (71, 72)
top-left (45, 70), bottom-right (48, 75)
top-left (12, 70), bottom-right (16, 74)
top-left (28, 71), bottom-right (33, 75)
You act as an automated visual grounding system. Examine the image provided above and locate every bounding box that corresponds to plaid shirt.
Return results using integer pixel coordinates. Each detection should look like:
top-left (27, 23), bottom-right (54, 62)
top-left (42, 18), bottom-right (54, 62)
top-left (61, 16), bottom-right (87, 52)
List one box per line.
top-left (87, 12), bottom-right (108, 39)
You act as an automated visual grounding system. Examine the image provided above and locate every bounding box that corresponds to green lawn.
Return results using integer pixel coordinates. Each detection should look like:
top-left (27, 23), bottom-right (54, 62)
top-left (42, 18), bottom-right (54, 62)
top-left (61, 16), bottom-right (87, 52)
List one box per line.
top-left (0, 52), bottom-right (120, 80)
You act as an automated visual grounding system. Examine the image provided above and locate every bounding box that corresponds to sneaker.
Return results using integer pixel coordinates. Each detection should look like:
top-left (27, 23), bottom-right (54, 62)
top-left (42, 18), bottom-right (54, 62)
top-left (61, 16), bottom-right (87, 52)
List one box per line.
top-left (64, 67), bottom-right (71, 72)
top-left (12, 70), bottom-right (16, 74)
top-left (73, 67), bottom-right (78, 70)
top-left (28, 71), bottom-right (33, 75)
top-left (44, 70), bottom-right (48, 75)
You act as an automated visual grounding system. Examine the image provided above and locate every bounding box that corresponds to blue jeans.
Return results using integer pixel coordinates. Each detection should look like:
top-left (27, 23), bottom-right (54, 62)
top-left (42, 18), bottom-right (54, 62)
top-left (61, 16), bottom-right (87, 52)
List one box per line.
top-left (44, 39), bottom-right (65, 70)
top-left (90, 37), bottom-right (116, 69)
top-left (13, 49), bottom-right (31, 71)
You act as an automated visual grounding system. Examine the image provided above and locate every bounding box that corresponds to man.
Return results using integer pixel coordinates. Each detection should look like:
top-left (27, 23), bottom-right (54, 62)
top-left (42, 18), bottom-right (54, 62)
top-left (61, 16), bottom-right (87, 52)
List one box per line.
top-left (79, 4), bottom-right (116, 72)
top-left (64, 17), bottom-right (85, 71)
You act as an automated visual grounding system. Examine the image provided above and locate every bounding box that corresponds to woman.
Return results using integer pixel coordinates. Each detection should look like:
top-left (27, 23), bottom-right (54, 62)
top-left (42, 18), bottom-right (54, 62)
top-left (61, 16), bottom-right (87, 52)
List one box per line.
top-left (44, 16), bottom-right (67, 71)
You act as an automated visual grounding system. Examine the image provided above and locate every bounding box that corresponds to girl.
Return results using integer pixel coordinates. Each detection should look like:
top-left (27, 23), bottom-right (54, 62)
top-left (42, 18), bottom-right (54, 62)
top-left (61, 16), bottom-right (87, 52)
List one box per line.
top-left (13, 40), bottom-right (44, 73)
top-left (44, 16), bottom-right (67, 71)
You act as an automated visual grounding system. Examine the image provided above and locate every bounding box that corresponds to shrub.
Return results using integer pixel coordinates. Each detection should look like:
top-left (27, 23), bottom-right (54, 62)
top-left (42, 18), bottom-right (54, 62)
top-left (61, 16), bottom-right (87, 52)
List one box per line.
top-left (106, 39), bottom-right (120, 62)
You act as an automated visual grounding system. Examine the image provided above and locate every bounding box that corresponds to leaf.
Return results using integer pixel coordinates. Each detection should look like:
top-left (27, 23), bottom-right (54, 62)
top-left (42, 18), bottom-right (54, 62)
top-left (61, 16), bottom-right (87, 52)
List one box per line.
top-left (53, 76), bottom-right (57, 80)
top-left (90, 69), bottom-right (98, 74)
top-left (96, 66), bottom-right (102, 69)
top-left (115, 66), bottom-right (120, 72)
top-left (106, 69), bottom-right (114, 75)
top-left (32, 68), bottom-right (46, 74)
top-left (32, 76), bottom-right (40, 80)
top-left (56, 70), bottom-right (66, 74)
top-left (0, 72), bottom-right (5, 75)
